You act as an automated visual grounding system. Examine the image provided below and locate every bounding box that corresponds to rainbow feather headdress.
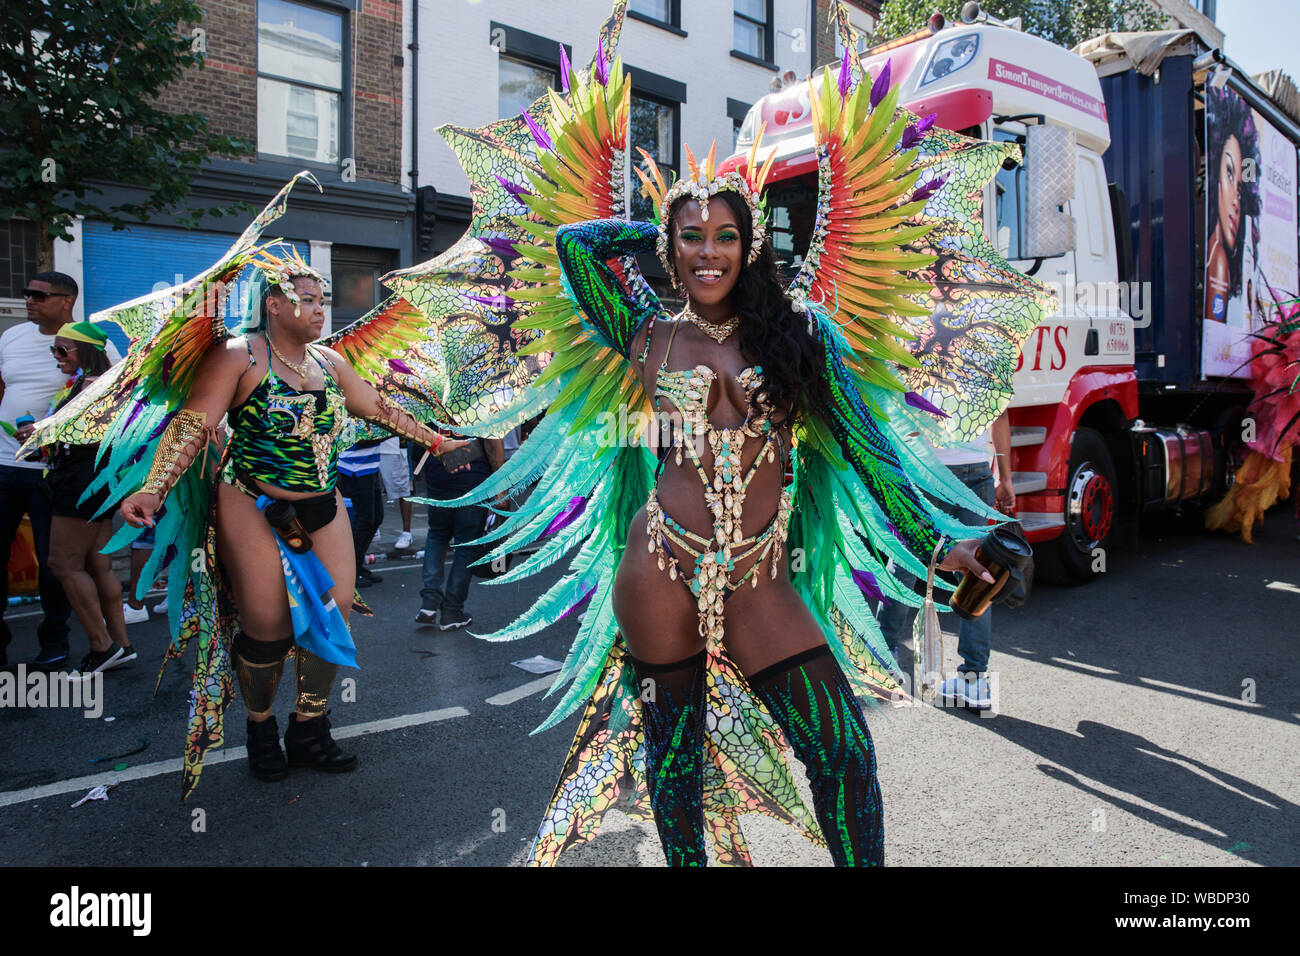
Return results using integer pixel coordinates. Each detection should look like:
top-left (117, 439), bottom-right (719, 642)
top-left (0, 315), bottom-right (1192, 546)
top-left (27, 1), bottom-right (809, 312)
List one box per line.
top-left (250, 245), bottom-right (328, 304)
top-left (635, 128), bottom-right (777, 269)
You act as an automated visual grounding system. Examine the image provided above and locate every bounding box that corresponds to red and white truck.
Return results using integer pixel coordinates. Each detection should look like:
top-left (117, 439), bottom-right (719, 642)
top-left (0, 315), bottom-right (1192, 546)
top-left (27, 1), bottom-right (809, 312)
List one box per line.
top-left (721, 11), bottom-right (1300, 582)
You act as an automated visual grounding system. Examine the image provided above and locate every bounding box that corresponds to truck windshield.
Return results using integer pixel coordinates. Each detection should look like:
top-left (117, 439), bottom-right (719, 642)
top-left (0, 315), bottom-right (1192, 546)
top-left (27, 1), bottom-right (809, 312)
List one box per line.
top-left (762, 173), bottom-right (817, 280)
top-left (994, 127), bottom-right (1029, 261)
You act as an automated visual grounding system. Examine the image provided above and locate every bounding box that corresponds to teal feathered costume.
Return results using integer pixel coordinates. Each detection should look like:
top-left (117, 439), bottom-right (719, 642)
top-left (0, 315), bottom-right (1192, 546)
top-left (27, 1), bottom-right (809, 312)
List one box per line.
top-left (392, 1), bottom-right (1051, 864)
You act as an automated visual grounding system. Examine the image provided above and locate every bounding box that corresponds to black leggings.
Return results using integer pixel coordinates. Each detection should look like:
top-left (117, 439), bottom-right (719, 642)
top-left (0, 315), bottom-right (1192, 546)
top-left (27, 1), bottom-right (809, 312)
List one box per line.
top-left (633, 644), bottom-right (885, 866)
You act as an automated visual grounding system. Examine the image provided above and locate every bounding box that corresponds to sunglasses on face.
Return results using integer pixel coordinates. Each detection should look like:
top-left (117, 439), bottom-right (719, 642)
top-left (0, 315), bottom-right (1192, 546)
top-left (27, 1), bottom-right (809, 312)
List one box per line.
top-left (24, 289), bottom-right (72, 302)
top-left (50, 344), bottom-right (76, 359)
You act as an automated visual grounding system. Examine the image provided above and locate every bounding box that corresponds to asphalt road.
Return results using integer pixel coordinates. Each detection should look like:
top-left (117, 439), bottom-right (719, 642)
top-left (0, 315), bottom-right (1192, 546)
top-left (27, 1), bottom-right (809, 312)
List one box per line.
top-left (1, 502), bottom-right (1297, 867)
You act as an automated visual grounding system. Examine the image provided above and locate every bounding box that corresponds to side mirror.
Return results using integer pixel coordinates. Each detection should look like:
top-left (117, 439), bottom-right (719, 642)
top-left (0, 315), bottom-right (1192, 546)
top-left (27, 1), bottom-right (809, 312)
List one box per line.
top-left (1024, 124), bottom-right (1077, 257)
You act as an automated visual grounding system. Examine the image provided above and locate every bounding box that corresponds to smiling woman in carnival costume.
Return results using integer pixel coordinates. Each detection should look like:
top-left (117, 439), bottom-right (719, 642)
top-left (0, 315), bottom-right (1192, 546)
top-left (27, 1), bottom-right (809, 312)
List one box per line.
top-left (402, 2), bottom-right (1051, 865)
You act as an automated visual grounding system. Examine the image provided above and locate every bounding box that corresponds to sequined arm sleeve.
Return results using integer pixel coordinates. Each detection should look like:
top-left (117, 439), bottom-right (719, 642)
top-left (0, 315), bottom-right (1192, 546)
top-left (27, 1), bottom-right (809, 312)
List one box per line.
top-left (816, 332), bottom-right (949, 565)
top-left (141, 409), bottom-right (212, 504)
top-left (554, 219), bottom-right (664, 358)
top-left (360, 394), bottom-right (443, 454)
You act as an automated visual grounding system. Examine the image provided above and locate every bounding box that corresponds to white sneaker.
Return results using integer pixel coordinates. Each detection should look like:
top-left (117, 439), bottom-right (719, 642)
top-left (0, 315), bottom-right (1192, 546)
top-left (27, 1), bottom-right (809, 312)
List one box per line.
top-left (938, 675), bottom-right (992, 711)
top-left (152, 598), bottom-right (168, 615)
top-left (395, 530), bottom-right (413, 550)
top-left (122, 603), bottom-right (149, 625)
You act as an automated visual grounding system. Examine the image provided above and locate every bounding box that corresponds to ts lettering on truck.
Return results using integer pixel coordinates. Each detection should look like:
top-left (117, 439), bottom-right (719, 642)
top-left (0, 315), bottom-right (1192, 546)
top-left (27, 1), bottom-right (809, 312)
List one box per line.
top-left (1015, 325), bottom-right (1069, 372)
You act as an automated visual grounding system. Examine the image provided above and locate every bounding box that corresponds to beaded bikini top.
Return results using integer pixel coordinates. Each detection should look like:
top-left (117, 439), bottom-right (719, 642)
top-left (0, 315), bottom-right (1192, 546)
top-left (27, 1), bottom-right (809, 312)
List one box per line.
top-left (642, 314), bottom-right (793, 645)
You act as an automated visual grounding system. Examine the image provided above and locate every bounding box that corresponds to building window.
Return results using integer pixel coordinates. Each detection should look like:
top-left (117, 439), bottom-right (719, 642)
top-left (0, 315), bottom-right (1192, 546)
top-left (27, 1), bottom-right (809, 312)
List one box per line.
top-left (629, 0), bottom-right (680, 29)
top-left (257, 0), bottom-right (345, 165)
top-left (726, 98), bottom-right (751, 154)
top-left (630, 93), bottom-right (678, 221)
top-left (734, 0), bottom-right (773, 63)
top-left (0, 219), bottom-right (37, 301)
top-left (499, 55), bottom-right (558, 120)
top-left (331, 245), bottom-right (398, 326)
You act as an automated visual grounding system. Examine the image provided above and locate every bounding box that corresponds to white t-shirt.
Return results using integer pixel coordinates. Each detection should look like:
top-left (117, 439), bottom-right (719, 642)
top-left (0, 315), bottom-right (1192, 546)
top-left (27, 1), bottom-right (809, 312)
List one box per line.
top-left (0, 323), bottom-right (71, 470)
top-left (0, 322), bottom-right (122, 470)
top-left (933, 424), bottom-right (994, 468)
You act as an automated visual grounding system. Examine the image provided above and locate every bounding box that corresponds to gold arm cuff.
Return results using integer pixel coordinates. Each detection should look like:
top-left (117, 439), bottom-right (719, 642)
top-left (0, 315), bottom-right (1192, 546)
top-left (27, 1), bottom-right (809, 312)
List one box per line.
top-left (141, 409), bottom-right (210, 503)
top-left (364, 395), bottom-right (441, 453)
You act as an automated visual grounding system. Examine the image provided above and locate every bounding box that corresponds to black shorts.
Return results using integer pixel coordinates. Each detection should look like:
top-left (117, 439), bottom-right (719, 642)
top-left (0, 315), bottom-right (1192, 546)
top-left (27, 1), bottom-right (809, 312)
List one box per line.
top-left (45, 465), bottom-right (112, 522)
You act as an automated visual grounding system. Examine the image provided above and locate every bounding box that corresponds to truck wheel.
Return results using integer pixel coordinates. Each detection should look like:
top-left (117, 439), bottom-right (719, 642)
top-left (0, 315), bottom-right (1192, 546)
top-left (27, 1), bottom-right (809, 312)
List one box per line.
top-left (1041, 427), bottom-right (1118, 585)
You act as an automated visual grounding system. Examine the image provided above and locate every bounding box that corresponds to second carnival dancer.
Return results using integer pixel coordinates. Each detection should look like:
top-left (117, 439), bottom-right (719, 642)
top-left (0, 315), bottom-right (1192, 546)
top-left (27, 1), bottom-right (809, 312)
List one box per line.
top-left (401, 4), bottom-right (1051, 867)
top-left (23, 175), bottom-right (468, 796)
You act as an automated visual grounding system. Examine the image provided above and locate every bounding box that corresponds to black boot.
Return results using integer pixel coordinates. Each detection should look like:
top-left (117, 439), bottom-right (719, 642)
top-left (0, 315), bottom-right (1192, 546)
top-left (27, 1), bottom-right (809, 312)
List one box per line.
top-left (284, 711), bottom-right (358, 773)
top-left (747, 646), bottom-right (885, 867)
top-left (628, 649), bottom-right (708, 867)
top-left (245, 715), bottom-right (288, 782)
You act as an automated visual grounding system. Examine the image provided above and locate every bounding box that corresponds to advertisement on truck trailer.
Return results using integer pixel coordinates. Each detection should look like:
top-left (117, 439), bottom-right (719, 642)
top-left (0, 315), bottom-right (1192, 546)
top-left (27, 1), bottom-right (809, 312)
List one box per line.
top-left (1202, 84), bottom-right (1299, 378)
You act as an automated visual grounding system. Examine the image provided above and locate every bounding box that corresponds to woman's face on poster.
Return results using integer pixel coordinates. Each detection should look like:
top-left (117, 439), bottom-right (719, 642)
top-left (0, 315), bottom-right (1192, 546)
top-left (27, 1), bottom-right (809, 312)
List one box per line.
top-left (1217, 134), bottom-right (1243, 251)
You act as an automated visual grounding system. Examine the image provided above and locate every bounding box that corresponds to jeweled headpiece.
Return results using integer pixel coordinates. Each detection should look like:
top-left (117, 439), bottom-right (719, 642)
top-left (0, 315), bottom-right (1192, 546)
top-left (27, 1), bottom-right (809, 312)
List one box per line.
top-left (635, 127), bottom-right (777, 272)
top-left (251, 246), bottom-right (328, 304)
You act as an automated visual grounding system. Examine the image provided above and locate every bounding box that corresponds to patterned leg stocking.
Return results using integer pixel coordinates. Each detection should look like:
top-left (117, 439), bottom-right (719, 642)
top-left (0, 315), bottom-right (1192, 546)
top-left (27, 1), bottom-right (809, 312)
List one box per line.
top-left (748, 646), bottom-right (885, 866)
top-left (628, 650), bottom-right (708, 867)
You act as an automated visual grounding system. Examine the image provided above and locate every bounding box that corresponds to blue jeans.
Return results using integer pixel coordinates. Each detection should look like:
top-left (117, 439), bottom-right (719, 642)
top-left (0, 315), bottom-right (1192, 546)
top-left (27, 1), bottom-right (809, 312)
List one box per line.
top-left (420, 504), bottom-right (486, 613)
top-left (877, 463), bottom-right (994, 674)
top-left (0, 464), bottom-right (71, 657)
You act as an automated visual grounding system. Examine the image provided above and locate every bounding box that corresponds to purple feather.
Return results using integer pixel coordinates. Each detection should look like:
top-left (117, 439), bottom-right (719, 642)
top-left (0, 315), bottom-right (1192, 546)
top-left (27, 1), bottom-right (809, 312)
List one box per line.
top-left (484, 236), bottom-right (519, 261)
top-left (917, 112), bottom-right (937, 134)
top-left (557, 581), bottom-right (598, 622)
top-left (523, 111), bottom-right (553, 152)
top-left (899, 123), bottom-right (922, 151)
top-left (559, 44), bottom-right (572, 93)
top-left (870, 59), bottom-right (892, 109)
top-left (123, 398), bottom-right (145, 430)
top-left (838, 47), bottom-right (852, 98)
top-left (494, 174), bottom-right (533, 201)
top-left (146, 410), bottom-right (176, 441)
top-left (905, 390), bottom-right (949, 418)
top-left (388, 358), bottom-right (413, 375)
top-left (161, 351), bottom-right (175, 384)
top-left (852, 567), bottom-right (886, 604)
top-left (595, 38), bottom-right (609, 86)
top-left (542, 495), bottom-right (587, 537)
top-left (465, 293), bottom-right (516, 310)
top-left (910, 172), bottom-right (948, 204)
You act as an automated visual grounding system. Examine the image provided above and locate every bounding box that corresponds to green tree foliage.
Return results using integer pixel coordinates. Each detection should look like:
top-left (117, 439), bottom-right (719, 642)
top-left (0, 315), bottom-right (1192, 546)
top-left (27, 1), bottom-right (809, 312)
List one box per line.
top-left (873, 0), bottom-right (1168, 49)
top-left (0, 0), bottom-right (253, 269)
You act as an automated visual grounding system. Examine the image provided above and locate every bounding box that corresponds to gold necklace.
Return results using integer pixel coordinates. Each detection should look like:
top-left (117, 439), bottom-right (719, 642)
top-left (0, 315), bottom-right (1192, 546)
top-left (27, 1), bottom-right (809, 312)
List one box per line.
top-left (266, 333), bottom-right (312, 388)
top-left (680, 306), bottom-right (739, 344)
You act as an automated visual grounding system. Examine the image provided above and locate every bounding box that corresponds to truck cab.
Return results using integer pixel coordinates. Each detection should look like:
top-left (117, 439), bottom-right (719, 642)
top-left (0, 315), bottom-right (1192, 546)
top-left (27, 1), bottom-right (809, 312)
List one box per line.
top-left (721, 18), bottom-right (1245, 583)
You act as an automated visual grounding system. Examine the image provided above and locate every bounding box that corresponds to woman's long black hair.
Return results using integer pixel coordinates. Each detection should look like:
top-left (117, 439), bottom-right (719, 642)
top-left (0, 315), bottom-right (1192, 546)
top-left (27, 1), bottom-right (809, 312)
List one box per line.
top-left (1205, 86), bottom-right (1261, 299)
top-left (669, 190), bottom-right (831, 422)
top-left (76, 342), bottom-right (112, 377)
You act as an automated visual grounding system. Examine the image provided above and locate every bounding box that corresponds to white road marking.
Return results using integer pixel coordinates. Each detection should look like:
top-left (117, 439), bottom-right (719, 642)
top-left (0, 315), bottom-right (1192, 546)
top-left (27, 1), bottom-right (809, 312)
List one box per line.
top-left (1266, 580), bottom-right (1300, 594)
top-left (486, 676), bottom-right (553, 706)
top-left (1048, 657), bottom-right (1119, 674)
top-left (1136, 676), bottom-right (1261, 708)
top-left (0, 706), bottom-right (469, 809)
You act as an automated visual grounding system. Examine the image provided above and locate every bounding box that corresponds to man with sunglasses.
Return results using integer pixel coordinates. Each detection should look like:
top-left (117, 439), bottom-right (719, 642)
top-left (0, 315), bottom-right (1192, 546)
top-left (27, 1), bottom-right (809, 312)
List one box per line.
top-left (0, 272), bottom-right (81, 670)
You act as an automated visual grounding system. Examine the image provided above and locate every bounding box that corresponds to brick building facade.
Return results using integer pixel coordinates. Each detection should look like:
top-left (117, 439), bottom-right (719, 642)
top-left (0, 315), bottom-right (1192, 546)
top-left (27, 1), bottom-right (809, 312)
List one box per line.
top-left (3, 0), bottom-right (413, 341)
